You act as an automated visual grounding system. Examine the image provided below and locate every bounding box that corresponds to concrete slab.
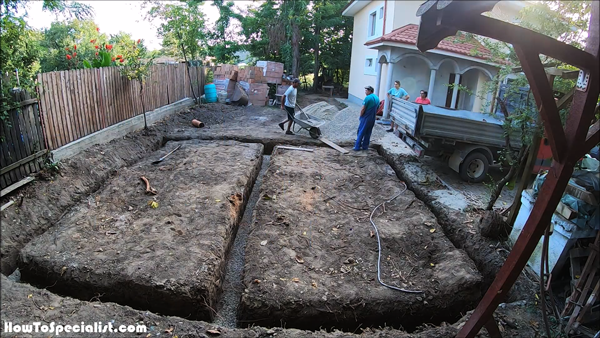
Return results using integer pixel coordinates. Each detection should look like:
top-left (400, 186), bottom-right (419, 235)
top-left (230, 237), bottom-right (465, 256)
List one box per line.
top-left (240, 147), bottom-right (482, 331)
top-left (19, 140), bottom-right (263, 321)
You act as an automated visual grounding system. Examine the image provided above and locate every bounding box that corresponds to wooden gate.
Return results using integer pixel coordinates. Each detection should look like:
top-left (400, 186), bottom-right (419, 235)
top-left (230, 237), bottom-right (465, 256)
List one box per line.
top-left (0, 90), bottom-right (48, 192)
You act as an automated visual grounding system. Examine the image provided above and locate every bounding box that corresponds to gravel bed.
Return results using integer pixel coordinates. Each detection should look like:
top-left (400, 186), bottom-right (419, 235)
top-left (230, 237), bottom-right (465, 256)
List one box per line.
top-left (319, 106), bottom-right (387, 144)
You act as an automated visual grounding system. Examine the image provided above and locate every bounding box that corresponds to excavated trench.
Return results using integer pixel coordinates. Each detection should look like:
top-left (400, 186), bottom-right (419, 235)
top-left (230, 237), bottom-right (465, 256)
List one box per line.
top-left (9, 136), bottom-right (496, 333)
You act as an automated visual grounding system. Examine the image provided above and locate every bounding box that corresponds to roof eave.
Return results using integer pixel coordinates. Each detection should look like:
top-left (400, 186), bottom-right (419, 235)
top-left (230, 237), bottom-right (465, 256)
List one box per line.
top-left (365, 40), bottom-right (503, 67)
top-left (342, 0), bottom-right (370, 17)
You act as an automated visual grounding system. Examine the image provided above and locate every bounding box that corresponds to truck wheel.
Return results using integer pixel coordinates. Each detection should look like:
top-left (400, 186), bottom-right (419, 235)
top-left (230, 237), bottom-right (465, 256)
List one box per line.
top-left (459, 152), bottom-right (489, 183)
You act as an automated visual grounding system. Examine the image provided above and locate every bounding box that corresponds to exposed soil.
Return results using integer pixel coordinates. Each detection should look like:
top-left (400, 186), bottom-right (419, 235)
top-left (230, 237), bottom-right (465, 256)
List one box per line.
top-left (0, 130), bottom-right (164, 276)
top-left (240, 147), bottom-right (482, 331)
top-left (18, 140), bottom-right (263, 321)
top-left (1, 275), bottom-right (460, 338)
top-left (378, 145), bottom-right (538, 303)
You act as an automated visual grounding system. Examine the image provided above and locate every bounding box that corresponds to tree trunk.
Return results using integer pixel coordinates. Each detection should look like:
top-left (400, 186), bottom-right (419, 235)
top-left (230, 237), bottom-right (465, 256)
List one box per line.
top-left (486, 145), bottom-right (529, 210)
top-left (313, 26), bottom-right (320, 92)
top-left (177, 32), bottom-right (199, 104)
top-left (291, 20), bottom-right (301, 78)
top-left (140, 84), bottom-right (148, 131)
top-left (479, 210), bottom-right (511, 240)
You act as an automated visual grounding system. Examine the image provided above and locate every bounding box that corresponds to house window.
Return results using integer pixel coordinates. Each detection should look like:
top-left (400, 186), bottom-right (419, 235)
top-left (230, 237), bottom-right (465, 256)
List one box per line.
top-left (365, 57), bottom-right (376, 75)
top-left (368, 11), bottom-right (376, 37)
top-left (379, 7), bottom-right (384, 18)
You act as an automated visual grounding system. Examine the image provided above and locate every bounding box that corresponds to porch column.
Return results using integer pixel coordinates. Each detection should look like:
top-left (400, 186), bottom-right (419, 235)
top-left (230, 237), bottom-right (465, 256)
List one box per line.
top-left (451, 73), bottom-right (461, 109)
top-left (427, 68), bottom-right (437, 101)
top-left (374, 61), bottom-right (383, 98)
top-left (383, 62), bottom-right (395, 120)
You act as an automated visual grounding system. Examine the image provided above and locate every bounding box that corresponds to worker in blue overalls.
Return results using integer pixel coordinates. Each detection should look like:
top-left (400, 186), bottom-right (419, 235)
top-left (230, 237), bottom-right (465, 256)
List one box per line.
top-left (354, 86), bottom-right (380, 151)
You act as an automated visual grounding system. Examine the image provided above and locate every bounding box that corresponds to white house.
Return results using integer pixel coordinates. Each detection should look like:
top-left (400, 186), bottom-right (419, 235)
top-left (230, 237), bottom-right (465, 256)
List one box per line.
top-left (342, 0), bottom-right (528, 114)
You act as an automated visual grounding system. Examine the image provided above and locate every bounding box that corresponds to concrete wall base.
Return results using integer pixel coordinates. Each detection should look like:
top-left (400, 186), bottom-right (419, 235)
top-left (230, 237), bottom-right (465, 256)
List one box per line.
top-left (52, 98), bottom-right (195, 162)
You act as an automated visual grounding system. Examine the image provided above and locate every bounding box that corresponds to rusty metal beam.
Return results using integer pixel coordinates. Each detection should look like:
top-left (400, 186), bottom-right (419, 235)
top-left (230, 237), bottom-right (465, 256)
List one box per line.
top-left (513, 45), bottom-right (566, 163)
top-left (457, 161), bottom-right (575, 338)
top-left (439, 14), bottom-right (597, 71)
top-left (582, 120), bottom-right (600, 158)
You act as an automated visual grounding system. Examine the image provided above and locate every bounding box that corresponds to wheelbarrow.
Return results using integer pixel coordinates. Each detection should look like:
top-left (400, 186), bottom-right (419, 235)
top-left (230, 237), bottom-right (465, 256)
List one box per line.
top-left (292, 104), bottom-right (326, 139)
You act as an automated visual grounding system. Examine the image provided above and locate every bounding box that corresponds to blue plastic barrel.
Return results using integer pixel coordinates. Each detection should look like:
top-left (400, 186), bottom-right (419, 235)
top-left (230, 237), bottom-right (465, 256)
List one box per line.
top-left (204, 83), bottom-right (217, 103)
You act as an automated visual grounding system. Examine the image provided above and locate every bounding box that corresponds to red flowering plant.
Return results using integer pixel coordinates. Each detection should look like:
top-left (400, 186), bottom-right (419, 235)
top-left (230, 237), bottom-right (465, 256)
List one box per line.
top-left (64, 44), bottom-right (82, 69)
top-left (82, 27), bottom-right (118, 68)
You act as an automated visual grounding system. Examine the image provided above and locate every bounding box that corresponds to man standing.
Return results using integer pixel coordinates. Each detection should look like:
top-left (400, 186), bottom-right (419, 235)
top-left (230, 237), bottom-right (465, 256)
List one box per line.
top-left (386, 80), bottom-right (409, 132)
top-left (279, 78), bottom-right (301, 135)
top-left (415, 90), bottom-right (431, 105)
top-left (354, 86), bottom-right (380, 151)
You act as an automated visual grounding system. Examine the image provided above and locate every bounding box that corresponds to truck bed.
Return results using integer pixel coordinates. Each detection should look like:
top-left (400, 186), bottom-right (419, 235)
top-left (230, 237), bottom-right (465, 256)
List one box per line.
top-left (390, 97), bottom-right (521, 149)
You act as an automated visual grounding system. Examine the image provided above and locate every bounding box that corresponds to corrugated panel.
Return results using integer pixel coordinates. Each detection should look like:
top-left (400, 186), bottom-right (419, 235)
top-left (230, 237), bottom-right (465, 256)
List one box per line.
top-left (390, 97), bottom-right (419, 136)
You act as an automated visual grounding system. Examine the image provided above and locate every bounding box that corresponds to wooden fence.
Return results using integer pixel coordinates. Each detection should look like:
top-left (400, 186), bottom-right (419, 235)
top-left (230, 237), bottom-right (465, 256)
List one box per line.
top-left (1, 91), bottom-right (47, 190)
top-left (37, 64), bottom-right (205, 150)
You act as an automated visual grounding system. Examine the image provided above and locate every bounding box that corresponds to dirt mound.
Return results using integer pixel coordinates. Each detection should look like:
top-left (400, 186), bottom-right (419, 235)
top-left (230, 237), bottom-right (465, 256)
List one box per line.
top-left (19, 140), bottom-right (263, 321)
top-left (240, 147), bottom-right (482, 331)
top-left (1, 275), bottom-right (460, 337)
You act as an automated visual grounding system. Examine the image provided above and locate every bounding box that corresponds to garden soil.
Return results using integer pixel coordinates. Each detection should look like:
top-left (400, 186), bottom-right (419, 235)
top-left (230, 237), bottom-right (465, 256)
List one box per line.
top-left (240, 147), bottom-right (482, 331)
top-left (0, 275), bottom-right (460, 338)
top-left (18, 140), bottom-right (263, 321)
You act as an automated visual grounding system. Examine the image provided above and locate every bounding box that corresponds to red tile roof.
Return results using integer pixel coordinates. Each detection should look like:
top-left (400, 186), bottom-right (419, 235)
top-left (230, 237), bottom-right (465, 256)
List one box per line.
top-left (366, 24), bottom-right (494, 61)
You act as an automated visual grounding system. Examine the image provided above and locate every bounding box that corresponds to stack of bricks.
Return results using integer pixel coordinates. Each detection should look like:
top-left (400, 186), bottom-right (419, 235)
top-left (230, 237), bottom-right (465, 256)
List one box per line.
top-left (256, 61), bottom-right (284, 84)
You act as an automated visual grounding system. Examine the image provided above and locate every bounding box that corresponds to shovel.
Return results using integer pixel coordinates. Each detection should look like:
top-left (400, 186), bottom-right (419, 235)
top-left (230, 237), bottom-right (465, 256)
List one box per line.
top-left (152, 145), bottom-right (182, 164)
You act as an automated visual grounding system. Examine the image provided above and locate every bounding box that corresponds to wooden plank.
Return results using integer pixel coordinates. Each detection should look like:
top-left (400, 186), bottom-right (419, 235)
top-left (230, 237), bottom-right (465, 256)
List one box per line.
top-left (0, 176), bottom-right (34, 197)
top-left (28, 104), bottom-right (43, 173)
top-left (59, 71), bottom-right (75, 144)
top-left (7, 104), bottom-right (28, 179)
top-left (75, 69), bottom-right (89, 137)
top-left (1, 200), bottom-right (15, 212)
top-left (16, 91), bottom-right (34, 174)
top-left (19, 91), bottom-right (37, 173)
top-left (0, 150), bottom-right (47, 175)
top-left (575, 280), bottom-right (600, 325)
top-left (0, 98), bottom-right (38, 112)
top-left (37, 73), bottom-right (53, 150)
top-left (103, 67), bottom-right (113, 127)
top-left (68, 70), bottom-right (83, 139)
top-left (562, 232), bottom-right (599, 316)
top-left (49, 72), bottom-right (66, 148)
top-left (90, 69), bottom-right (103, 131)
top-left (320, 137), bottom-right (349, 154)
top-left (81, 68), bottom-right (94, 134)
top-left (46, 73), bottom-right (61, 148)
top-left (0, 117), bottom-right (16, 185)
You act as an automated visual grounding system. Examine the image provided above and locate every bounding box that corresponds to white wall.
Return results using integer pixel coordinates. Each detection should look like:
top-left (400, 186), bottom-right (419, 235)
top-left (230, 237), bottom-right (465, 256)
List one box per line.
top-left (392, 1), bottom-right (421, 30)
top-left (458, 70), bottom-right (480, 111)
top-left (392, 57), bottom-right (431, 100)
top-left (431, 62), bottom-right (454, 107)
top-left (347, 1), bottom-right (386, 103)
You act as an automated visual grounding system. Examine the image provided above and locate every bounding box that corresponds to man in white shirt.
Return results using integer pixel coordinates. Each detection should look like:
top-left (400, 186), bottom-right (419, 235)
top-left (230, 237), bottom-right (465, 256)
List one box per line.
top-left (279, 78), bottom-right (300, 135)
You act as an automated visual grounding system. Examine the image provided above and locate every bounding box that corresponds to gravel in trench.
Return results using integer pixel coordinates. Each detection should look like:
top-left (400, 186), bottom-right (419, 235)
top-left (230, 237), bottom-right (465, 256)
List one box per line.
top-left (214, 155), bottom-right (271, 328)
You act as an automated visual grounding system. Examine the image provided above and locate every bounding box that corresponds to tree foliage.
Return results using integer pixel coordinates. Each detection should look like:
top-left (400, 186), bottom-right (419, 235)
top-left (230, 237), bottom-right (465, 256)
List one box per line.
top-left (146, 1), bottom-right (208, 61)
top-left (1, 0), bottom-right (92, 120)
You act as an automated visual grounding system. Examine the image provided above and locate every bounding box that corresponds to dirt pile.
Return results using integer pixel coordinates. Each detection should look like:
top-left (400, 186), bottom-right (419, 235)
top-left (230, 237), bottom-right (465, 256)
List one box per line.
top-left (18, 140), bottom-right (263, 321)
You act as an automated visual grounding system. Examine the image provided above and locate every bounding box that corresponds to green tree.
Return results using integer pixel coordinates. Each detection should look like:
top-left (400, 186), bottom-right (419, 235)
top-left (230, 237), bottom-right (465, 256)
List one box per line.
top-left (1, 0), bottom-right (92, 120)
top-left (464, 0), bottom-right (593, 210)
top-left (209, 0), bottom-right (242, 64)
top-left (119, 39), bottom-right (156, 131)
top-left (147, 1), bottom-right (207, 101)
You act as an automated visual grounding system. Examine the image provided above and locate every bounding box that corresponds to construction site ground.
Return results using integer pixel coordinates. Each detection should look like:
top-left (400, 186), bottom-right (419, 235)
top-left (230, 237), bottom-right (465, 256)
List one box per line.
top-left (1, 95), bottom-right (545, 337)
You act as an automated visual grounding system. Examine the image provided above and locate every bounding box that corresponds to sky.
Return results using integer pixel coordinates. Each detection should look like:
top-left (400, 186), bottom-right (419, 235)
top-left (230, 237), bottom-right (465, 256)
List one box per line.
top-left (20, 1), bottom-right (228, 51)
